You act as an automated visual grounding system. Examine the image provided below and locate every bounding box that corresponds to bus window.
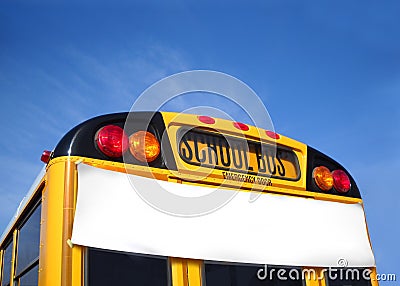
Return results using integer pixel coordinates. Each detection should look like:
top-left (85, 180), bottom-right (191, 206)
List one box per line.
top-left (16, 204), bottom-right (41, 276)
top-left (1, 241), bottom-right (12, 286)
top-left (204, 261), bottom-right (303, 286)
top-left (19, 264), bottom-right (39, 286)
top-left (87, 248), bottom-right (170, 286)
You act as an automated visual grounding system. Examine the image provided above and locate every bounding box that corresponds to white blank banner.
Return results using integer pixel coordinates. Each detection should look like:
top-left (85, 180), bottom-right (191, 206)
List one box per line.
top-left (71, 164), bottom-right (375, 267)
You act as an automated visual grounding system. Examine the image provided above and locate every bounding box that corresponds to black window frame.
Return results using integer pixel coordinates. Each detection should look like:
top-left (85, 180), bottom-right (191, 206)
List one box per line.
top-left (16, 264), bottom-right (39, 286)
top-left (1, 239), bottom-right (13, 286)
top-left (15, 202), bottom-right (41, 277)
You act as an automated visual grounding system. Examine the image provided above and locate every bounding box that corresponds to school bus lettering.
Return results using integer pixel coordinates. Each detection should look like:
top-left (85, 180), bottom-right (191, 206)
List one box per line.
top-left (178, 129), bottom-right (299, 180)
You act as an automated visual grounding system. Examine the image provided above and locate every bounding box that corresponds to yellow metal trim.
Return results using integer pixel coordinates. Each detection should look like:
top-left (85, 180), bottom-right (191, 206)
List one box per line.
top-left (170, 257), bottom-right (188, 286)
top-left (10, 230), bottom-right (17, 286)
top-left (38, 161), bottom-right (66, 286)
top-left (303, 267), bottom-right (326, 286)
top-left (187, 259), bottom-right (202, 286)
top-left (48, 156), bottom-right (363, 205)
top-left (71, 246), bottom-right (84, 286)
top-left (70, 164), bottom-right (83, 286)
top-left (370, 267), bottom-right (379, 286)
top-left (61, 161), bottom-right (76, 286)
top-left (0, 249), bottom-right (3, 284)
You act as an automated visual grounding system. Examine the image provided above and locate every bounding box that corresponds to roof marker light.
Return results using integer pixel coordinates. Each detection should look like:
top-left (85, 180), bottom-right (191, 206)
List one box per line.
top-left (198, 115), bottom-right (215, 124)
top-left (41, 150), bottom-right (51, 164)
top-left (233, 122), bottom-right (249, 131)
top-left (266, 130), bottom-right (280, 140)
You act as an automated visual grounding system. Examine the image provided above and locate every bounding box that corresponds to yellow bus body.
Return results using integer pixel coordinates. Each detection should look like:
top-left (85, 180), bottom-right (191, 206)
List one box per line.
top-left (0, 112), bottom-right (378, 286)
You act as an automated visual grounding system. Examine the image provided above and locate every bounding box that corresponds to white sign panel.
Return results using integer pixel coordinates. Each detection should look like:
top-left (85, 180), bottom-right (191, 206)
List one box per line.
top-left (71, 164), bottom-right (375, 267)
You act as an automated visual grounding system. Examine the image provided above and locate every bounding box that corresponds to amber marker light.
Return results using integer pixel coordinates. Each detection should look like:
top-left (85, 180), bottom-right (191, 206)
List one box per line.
top-left (129, 131), bottom-right (161, 162)
top-left (312, 166), bottom-right (334, 191)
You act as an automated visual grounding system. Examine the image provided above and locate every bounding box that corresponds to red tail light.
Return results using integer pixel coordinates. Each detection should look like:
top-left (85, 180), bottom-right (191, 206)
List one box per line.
top-left (332, 170), bottom-right (351, 193)
top-left (95, 125), bottom-right (128, 158)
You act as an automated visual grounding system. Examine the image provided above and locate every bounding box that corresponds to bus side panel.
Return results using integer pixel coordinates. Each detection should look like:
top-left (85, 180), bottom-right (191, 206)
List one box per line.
top-left (370, 268), bottom-right (379, 286)
top-left (71, 245), bottom-right (84, 286)
top-left (38, 162), bottom-right (66, 286)
top-left (303, 268), bottom-right (326, 286)
top-left (187, 259), bottom-right (202, 286)
top-left (170, 257), bottom-right (188, 286)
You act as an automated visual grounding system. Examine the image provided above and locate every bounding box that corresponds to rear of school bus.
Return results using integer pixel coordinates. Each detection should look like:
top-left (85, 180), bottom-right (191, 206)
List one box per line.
top-left (0, 111), bottom-right (377, 286)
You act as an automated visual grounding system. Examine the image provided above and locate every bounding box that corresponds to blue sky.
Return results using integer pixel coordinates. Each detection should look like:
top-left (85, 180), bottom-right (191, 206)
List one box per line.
top-left (1, 0), bottom-right (399, 282)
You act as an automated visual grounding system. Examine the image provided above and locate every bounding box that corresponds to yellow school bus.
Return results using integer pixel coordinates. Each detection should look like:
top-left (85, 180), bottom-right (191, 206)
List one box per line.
top-left (0, 111), bottom-right (378, 286)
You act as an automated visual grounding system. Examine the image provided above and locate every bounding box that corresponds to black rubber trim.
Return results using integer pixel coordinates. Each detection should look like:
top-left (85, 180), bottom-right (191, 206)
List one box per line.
top-left (52, 112), bottom-right (177, 170)
top-left (306, 146), bottom-right (361, 198)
